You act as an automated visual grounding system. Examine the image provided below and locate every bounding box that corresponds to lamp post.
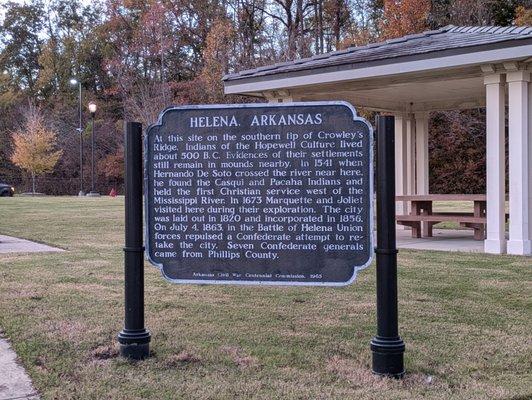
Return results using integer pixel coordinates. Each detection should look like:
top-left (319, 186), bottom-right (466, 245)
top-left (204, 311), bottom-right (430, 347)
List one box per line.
top-left (86, 102), bottom-right (100, 197)
top-left (70, 78), bottom-right (85, 196)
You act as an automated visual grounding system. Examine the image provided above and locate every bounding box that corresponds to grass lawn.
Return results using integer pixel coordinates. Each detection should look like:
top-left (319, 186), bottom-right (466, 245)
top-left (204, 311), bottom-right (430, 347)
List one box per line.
top-left (0, 196), bottom-right (530, 400)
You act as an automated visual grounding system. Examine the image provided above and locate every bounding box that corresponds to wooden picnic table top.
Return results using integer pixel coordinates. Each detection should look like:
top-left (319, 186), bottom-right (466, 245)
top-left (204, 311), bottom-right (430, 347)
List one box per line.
top-left (396, 194), bottom-right (486, 202)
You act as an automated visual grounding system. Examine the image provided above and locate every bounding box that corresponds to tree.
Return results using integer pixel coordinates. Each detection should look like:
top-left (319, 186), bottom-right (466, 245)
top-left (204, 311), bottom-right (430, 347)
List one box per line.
top-left (0, 1), bottom-right (45, 93)
top-left (260, 0), bottom-right (314, 59)
top-left (323, 0), bottom-right (351, 51)
top-left (428, 0), bottom-right (528, 27)
top-left (36, 0), bottom-right (107, 98)
top-left (11, 104), bottom-right (63, 194)
top-left (99, 147), bottom-right (124, 190)
top-left (198, 19), bottom-right (236, 103)
top-left (515, 5), bottom-right (532, 25)
top-left (232, 0), bottom-right (269, 68)
top-left (380, 0), bottom-right (431, 39)
top-left (429, 110), bottom-right (487, 194)
top-left (1, 0), bottom-right (530, 196)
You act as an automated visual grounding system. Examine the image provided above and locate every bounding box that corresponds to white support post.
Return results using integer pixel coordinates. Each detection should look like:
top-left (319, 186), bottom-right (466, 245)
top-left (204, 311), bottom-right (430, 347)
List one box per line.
top-left (415, 112), bottom-right (429, 195)
top-left (394, 114), bottom-right (408, 215)
top-left (406, 115), bottom-right (416, 198)
top-left (529, 74), bottom-right (532, 251)
top-left (507, 70), bottom-right (531, 255)
top-left (484, 74), bottom-right (507, 254)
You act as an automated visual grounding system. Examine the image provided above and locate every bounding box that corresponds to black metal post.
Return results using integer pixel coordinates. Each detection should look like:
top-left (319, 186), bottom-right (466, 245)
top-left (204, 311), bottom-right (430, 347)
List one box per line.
top-left (117, 121), bottom-right (151, 359)
top-left (79, 131), bottom-right (84, 196)
top-left (86, 111), bottom-right (100, 196)
top-left (78, 82), bottom-right (85, 197)
top-left (370, 115), bottom-right (405, 377)
top-left (91, 112), bottom-right (95, 193)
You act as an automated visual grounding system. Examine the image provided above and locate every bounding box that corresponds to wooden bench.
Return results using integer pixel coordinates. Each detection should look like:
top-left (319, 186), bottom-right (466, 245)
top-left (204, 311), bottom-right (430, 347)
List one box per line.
top-left (396, 213), bottom-right (486, 240)
top-left (396, 195), bottom-right (488, 240)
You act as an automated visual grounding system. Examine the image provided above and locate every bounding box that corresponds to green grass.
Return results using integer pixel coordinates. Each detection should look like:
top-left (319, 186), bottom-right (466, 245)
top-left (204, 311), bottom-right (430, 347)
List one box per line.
top-left (0, 197), bottom-right (530, 400)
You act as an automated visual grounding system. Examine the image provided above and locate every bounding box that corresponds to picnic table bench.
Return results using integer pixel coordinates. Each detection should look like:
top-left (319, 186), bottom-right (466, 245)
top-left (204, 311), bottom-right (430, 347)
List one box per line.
top-left (396, 194), bottom-right (489, 240)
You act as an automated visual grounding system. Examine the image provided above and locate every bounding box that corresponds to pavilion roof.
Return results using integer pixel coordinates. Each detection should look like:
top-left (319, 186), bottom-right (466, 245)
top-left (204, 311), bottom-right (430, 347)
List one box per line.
top-left (223, 25), bottom-right (532, 83)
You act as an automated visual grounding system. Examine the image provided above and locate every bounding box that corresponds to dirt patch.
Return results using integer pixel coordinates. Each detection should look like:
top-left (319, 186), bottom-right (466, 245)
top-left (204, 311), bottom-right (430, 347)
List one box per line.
top-left (166, 350), bottom-right (201, 367)
top-left (221, 345), bottom-right (259, 369)
top-left (89, 343), bottom-right (119, 361)
top-left (326, 356), bottom-right (390, 389)
top-left (326, 356), bottom-right (440, 391)
top-left (34, 355), bottom-right (49, 373)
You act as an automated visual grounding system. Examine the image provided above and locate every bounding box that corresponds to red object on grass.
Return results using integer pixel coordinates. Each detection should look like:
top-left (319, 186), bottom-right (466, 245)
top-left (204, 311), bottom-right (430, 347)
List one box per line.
top-left (109, 188), bottom-right (117, 197)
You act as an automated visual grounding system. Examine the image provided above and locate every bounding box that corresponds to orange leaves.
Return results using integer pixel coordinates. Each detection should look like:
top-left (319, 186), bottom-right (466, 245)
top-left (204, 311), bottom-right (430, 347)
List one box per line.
top-left (198, 19), bottom-right (236, 103)
top-left (381, 0), bottom-right (431, 40)
top-left (99, 147), bottom-right (124, 181)
top-left (10, 105), bottom-right (63, 177)
top-left (514, 6), bottom-right (532, 26)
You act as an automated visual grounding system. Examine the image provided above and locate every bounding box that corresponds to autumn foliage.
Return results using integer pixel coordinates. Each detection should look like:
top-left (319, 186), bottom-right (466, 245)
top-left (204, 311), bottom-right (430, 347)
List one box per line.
top-left (198, 19), bottom-right (237, 103)
top-left (0, 0), bottom-right (530, 194)
top-left (381, 0), bottom-right (431, 39)
top-left (514, 6), bottom-right (532, 26)
top-left (11, 105), bottom-right (63, 193)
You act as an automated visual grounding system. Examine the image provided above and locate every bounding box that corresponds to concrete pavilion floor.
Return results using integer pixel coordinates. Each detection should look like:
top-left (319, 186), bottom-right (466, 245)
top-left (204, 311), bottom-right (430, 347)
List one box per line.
top-left (395, 228), bottom-right (486, 253)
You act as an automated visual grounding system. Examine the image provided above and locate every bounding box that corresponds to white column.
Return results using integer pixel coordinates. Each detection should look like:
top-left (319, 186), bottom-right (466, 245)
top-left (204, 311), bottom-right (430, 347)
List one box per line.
top-left (406, 115), bottom-right (416, 197)
top-left (394, 114), bottom-right (408, 215)
top-left (529, 75), bottom-right (532, 251)
top-left (507, 70), bottom-right (531, 255)
top-left (415, 112), bottom-right (429, 195)
top-left (484, 74), bottom-right (507, 254)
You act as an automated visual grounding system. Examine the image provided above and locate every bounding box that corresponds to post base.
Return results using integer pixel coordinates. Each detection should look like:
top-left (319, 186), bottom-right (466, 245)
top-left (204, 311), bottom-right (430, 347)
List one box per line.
top-left (484, 238), bottom-right (506, 254)
top-left (507, 239), bottom-right (532, 256)
top-left (370, 336), bottom-right (405, 378)
top-left (86, 191), bottom-right (101, 197)
top-left (117, 329), bottom-right (151, 360)
top-left (78, 190), bottom-right (86, 197)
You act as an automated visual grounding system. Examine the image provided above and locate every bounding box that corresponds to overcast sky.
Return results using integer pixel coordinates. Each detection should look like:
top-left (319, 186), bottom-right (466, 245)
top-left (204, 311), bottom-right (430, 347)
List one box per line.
top-left (0, 0), bottom-right (25, 24)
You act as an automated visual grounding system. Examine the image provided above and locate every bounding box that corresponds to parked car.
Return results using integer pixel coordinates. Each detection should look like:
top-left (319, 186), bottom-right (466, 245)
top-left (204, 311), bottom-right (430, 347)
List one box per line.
top-left (0, 183), bottom-right (14, 197)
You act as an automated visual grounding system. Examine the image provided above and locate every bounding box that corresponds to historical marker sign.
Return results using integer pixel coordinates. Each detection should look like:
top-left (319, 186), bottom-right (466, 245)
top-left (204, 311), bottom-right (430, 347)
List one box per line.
top-left (145, 102), bottom-right (373, 285)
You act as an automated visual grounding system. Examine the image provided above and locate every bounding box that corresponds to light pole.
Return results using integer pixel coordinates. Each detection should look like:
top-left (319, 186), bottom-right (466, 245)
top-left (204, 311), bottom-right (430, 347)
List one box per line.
top-left (86, 102), bottom-right (100, 197)
top-left (70, 78), bottom-right (85, 196)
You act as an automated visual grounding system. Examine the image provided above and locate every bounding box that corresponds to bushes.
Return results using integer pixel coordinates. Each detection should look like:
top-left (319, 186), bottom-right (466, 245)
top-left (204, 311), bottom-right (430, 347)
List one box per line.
top-left (429, 110), bottom-right (494, 194)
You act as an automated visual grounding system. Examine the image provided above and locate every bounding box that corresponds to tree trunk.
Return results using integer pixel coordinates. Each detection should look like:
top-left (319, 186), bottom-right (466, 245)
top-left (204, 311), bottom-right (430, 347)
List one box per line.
top-left (31, 171), bottom-right (36, 194)
top-left (318, 0), bottom-right (324, 53)
top-left (296, 0), bottom-right (305, 56)
top-left (335, 0), bottom-right (341, 49)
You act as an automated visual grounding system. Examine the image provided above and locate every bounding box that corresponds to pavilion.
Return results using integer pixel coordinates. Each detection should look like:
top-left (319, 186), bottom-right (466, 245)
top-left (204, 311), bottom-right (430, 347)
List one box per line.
top-left (223, 25), bottom-right (532, 256)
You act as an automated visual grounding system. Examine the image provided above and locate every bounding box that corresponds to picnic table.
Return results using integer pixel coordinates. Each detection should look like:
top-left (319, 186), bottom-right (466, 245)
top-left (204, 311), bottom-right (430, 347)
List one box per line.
top-left (396, 194), bottom-right (487, 240)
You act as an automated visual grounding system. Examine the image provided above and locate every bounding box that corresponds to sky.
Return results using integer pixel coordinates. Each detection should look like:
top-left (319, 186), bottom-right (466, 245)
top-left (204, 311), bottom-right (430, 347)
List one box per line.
top-left (0, 0), bottom-right (24, 24)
